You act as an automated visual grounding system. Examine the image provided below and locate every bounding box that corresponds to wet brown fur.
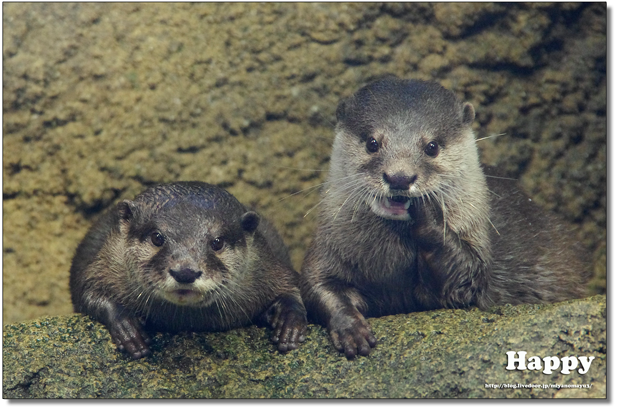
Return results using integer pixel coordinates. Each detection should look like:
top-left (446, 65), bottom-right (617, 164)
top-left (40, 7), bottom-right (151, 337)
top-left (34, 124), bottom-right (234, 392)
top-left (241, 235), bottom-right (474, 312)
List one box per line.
top-left (70, 181), bottom-right (306, 359)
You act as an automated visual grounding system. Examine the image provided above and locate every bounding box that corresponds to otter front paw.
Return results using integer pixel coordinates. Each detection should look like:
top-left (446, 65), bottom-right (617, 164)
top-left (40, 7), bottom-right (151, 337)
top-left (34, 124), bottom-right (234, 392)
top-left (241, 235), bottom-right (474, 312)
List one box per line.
top-left (409, 198), bottom-right (445, 247)
top-left (271, 308), bottom-right (307, 353)
top-left (329, 312), bottom-right (377, 359)
top-left (265, 295), bottom-right (307, 353)
top-left (109, 316), bottom-right (152, 359)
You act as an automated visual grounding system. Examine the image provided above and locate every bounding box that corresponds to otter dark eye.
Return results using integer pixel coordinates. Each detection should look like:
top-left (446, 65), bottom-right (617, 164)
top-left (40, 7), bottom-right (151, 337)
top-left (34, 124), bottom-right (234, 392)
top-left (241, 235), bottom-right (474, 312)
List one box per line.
top-left (424, 141), bottom-right (439, 157)
top-left (211, 237), bottom-right (224, 251)
top-left (366, 137), bottom-right (380, 153)
top-left (151, 232), bottom-right (165, 247)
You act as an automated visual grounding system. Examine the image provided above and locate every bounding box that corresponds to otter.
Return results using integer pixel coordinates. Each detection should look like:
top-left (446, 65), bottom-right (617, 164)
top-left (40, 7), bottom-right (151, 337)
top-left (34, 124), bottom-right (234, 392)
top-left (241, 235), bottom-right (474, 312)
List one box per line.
top-left (70, 181), bottom-right (307, 359)
top-left (300, 77), bottom-right (590, 359)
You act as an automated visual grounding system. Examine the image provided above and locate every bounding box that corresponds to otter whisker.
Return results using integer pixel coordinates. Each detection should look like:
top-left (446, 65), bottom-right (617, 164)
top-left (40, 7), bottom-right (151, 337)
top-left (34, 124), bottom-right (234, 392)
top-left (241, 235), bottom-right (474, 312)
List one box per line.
top-left (475, 133), bottom-right (506, 142)
top-left (140, 290), bottom-right (155, 318)
top-left (485, 175), bottom-right (517, 181)
top-left (332, 176), bottom-right (371, 196)
top-left (348, 187), bottom-right (368, 220)
top-left (212, 289), bottom-right (226, 325)
top-left (272, 165), bottom-right (327, 172)
top-left (217, 278), bottom-right (253, 324)
top-left (334, 182), bottom-right (366, 221)
top-left (440, 193), bottom-right (448, 244)
top-left (218, 291), bottom-right (235, 324)
top-left (303, 174), bottom-right (367, 218)
top-left (277, 184), bottom-right (323, 203)
top-left (278, 172), bottom-right (366, 202)
top-left (435, 185), bottom-right (464, 202)
top-left (303, 198), bottom-right (326, 218)
top-left (328, 178), bottom-right (367, 215)
top-left (487, 188), bottom-right (502, 199)
top-left (420, 188), bottom-right (428, 206)
top-left (351, 186), bottom-right (375, 221)
top-left (305, 179), bottom-right (360, 218)
top-left (487, 217), bottom-right (501, 236)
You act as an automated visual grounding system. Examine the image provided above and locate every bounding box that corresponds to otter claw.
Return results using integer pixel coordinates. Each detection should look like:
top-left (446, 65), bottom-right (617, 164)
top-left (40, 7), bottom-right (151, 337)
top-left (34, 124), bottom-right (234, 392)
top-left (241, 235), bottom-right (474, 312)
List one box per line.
top-left (274, 308), bottom-right (307, 353)
top-left (266, 295), bottom-right (308, 353)
top-left (109, 316), bottom-right (152, 359)
top-left (329, 313), bottom-right (377, 359)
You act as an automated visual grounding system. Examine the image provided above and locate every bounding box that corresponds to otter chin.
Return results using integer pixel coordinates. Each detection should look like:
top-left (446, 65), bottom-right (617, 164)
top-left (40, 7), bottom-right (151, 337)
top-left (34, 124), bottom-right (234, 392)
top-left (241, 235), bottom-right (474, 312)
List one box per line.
top-left (157, 276), bottom-right (221, 306)
top-left (161, 288), bottom-right (210, 306)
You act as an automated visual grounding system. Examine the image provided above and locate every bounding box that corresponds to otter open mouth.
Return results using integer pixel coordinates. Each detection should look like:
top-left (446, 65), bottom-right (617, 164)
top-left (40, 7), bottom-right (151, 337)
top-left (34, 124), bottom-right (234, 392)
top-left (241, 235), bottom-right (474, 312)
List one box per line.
top-left (385, 195), bottom-right (412, 208)
top-left (370, 195), bottom-right (413, 220)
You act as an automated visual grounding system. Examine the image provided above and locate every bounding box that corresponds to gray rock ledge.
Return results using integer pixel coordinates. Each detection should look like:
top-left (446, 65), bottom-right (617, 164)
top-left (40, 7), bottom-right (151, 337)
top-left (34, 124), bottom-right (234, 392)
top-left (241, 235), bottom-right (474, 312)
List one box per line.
top-left (3, 294), bottom-right (606, 399)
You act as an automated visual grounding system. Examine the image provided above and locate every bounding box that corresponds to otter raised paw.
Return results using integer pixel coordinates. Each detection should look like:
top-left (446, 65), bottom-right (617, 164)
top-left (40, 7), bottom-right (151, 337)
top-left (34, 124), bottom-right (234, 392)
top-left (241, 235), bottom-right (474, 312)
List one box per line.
top-left (70, 181), bottom-right (307, 358)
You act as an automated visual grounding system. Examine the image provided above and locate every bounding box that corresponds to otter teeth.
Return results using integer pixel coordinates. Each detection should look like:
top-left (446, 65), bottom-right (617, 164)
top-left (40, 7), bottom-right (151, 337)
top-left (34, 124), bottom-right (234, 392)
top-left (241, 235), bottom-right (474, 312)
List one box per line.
top-left (382, 196), bottom-right (412, 210)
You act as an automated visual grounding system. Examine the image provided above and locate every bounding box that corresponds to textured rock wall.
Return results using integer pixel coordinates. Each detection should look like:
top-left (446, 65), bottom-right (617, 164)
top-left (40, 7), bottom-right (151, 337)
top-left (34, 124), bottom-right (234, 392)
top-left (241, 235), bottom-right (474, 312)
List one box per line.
top-left (2, 3), bottom-right (606, 324)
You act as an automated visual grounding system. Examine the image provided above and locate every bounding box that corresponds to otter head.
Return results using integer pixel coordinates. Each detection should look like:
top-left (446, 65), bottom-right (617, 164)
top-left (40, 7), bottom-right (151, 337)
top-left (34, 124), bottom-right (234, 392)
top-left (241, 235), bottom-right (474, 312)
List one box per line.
top-left (331, 77), bottom-right (479, 221)
top-left (116, 182), bottom-right (260, 308)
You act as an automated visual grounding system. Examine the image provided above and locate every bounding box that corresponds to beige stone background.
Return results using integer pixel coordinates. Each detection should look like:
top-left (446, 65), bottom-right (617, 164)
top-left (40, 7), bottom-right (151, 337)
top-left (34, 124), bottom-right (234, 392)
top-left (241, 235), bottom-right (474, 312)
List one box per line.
top-left (2, 3), bottom-right (606, 325)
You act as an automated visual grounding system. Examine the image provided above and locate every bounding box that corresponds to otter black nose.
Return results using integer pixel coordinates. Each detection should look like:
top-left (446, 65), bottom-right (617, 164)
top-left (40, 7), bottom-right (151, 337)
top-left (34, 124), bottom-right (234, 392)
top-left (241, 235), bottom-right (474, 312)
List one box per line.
top-left (169, 268), bottom-right (202, 284)
top-left (383, 173), bottom-right (417, 190)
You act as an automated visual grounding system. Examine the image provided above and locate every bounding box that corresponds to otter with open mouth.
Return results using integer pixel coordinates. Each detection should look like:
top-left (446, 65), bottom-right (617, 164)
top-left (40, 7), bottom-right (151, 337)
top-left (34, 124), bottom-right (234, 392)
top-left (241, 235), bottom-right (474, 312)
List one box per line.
top-left (299, 77), bottom-right (590, 359)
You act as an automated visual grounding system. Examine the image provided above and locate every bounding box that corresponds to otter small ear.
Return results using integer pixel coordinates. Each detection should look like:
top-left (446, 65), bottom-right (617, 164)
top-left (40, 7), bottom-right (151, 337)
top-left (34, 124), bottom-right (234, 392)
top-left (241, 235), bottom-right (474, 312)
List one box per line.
top-left (241, 211), bottom-right (260, 233)
top-left (462, 103), bottom-right (475, 125)
top-left (117, 200), bottom-right (137, 221)
top-left (336, 98), bottom-right (347, 122)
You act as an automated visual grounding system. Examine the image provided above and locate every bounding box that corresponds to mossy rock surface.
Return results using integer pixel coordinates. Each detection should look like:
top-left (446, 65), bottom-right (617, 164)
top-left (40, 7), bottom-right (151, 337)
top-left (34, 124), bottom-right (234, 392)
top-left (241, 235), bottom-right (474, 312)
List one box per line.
top-left (3, 295), bottom-right (606, 399)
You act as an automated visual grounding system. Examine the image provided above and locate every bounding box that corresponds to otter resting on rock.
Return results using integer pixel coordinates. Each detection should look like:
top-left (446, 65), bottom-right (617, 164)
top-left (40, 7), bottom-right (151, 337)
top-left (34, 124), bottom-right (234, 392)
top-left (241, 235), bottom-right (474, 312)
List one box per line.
top-left (299, 77), bottom-right (591, 359)
top-left (70, 181), bottom-right (307, 359)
